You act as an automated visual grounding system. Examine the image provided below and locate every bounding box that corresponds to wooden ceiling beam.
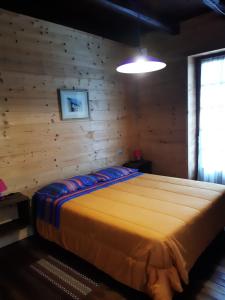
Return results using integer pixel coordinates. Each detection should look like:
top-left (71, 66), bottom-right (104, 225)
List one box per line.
top-left (203, 0), bottom-right (225, 16)
top-left (93, 0), bottom-right (179, 34)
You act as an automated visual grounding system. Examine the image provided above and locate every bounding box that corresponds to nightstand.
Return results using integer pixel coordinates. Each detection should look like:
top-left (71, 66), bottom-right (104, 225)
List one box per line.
top-left (0, 193), bottom-right (32, 248)
top-left (123, 160), bottom-right (152, 174)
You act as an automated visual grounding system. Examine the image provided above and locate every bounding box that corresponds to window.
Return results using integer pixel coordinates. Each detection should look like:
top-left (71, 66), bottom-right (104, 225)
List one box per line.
top-left (197, 53), bottom-right (225, 184)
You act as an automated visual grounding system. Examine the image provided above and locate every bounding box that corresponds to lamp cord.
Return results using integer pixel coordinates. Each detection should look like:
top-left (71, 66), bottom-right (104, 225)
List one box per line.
top-left (131, 0), bottom-right (142, 52)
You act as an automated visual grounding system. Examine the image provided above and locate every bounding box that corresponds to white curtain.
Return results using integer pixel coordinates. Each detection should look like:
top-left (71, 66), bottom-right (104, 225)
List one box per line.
top-left (198, 54), bottom-right (225, 184)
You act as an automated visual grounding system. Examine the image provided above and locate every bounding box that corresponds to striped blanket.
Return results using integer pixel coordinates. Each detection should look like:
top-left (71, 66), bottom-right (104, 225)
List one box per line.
top-left (33, 171), bottom-right (142, 228)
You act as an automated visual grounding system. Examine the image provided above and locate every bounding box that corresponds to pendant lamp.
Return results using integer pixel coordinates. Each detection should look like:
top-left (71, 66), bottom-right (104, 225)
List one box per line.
top-left (116, 4), bottom-right (166, 74)
top-left (116, 48), bottom-right (166, 74)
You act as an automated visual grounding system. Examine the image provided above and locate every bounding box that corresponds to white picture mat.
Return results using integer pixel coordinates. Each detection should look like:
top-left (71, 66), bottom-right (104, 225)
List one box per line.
top-left (59, 90), bottom-right (89, 119)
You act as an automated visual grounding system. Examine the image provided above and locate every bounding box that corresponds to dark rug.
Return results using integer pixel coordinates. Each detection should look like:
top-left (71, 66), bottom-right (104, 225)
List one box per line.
top-left (30, 254), bottom-right (127, 300)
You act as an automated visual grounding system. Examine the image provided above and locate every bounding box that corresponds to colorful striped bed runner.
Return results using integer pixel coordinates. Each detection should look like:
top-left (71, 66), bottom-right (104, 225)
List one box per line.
top-left (34, 172), bottom-right (142, 228)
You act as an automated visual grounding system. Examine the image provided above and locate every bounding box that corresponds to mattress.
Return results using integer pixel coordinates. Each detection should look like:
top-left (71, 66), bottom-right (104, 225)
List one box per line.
top-left (36, 173), bottom-right (225, 300)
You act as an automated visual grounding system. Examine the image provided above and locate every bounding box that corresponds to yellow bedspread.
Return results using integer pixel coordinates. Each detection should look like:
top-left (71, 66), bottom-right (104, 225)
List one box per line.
top-left (37, 174), bottom-right (225, 300)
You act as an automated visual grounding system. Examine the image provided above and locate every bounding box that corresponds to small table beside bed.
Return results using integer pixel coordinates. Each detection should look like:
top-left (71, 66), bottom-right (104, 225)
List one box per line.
top-left (33, 166), bottom-right (225, 300)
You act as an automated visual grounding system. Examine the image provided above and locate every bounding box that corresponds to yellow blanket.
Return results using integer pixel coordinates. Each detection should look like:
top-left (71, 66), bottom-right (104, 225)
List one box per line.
top-left (37, 174), bottom-right (225, 300)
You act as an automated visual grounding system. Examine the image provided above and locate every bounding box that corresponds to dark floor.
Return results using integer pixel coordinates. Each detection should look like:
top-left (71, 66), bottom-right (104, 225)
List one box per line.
top-left (0, 231), bottom-right (225, 300)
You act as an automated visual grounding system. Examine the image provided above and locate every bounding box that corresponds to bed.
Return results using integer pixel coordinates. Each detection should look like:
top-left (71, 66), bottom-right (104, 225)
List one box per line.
top-left (34, 167), bottom-right (225, 300)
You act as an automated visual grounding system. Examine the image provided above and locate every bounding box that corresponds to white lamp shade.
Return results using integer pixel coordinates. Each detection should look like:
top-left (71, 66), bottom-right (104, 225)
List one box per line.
top-left (116, 56), bottom-right (166, 74)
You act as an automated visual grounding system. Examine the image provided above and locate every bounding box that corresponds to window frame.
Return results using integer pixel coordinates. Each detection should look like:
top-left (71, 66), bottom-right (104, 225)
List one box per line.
top-left (195, 51), bottom-right (225, 178)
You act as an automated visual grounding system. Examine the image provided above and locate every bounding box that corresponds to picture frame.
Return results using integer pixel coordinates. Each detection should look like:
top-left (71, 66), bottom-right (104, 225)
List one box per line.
top-left (58, 89), bottom-right (89, 120)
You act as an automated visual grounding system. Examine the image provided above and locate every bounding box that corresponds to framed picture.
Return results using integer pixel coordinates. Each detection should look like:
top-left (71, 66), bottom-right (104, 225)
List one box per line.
top-left (58, 89), bottom-right (89, 120)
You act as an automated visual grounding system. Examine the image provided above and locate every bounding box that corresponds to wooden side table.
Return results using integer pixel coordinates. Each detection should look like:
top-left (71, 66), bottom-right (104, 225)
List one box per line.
top-left (123, 160), bottom-right (152, 174)
top-left (0, 192), bottom-right (32, 248)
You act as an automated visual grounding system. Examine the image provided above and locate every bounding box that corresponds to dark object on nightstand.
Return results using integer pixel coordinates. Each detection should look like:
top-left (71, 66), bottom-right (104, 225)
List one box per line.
top-left (123, 160), bottom-right (152, 174)
top-left (0, 192), bottom-right (30, 226)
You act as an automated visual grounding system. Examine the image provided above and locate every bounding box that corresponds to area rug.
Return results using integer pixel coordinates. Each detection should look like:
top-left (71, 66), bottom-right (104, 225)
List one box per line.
top-left (29, 255), bottom-right (126, 300)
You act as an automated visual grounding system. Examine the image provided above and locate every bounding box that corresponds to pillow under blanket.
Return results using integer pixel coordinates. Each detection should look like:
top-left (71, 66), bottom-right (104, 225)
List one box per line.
top-left (33, 167), bottom-right (138, 202)
top-left (93, 166), bottom-right (138, 182)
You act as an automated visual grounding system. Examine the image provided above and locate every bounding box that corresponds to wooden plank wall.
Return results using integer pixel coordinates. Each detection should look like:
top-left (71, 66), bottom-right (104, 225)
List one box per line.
top-left (0, 9), bottom-right (138, 196)
top-left (137, 13), bottom-right (225, 178)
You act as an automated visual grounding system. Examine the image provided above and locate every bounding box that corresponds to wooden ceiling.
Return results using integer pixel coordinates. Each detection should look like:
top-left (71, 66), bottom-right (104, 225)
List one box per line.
top-left (0, 0), bottom-right (211, 45)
